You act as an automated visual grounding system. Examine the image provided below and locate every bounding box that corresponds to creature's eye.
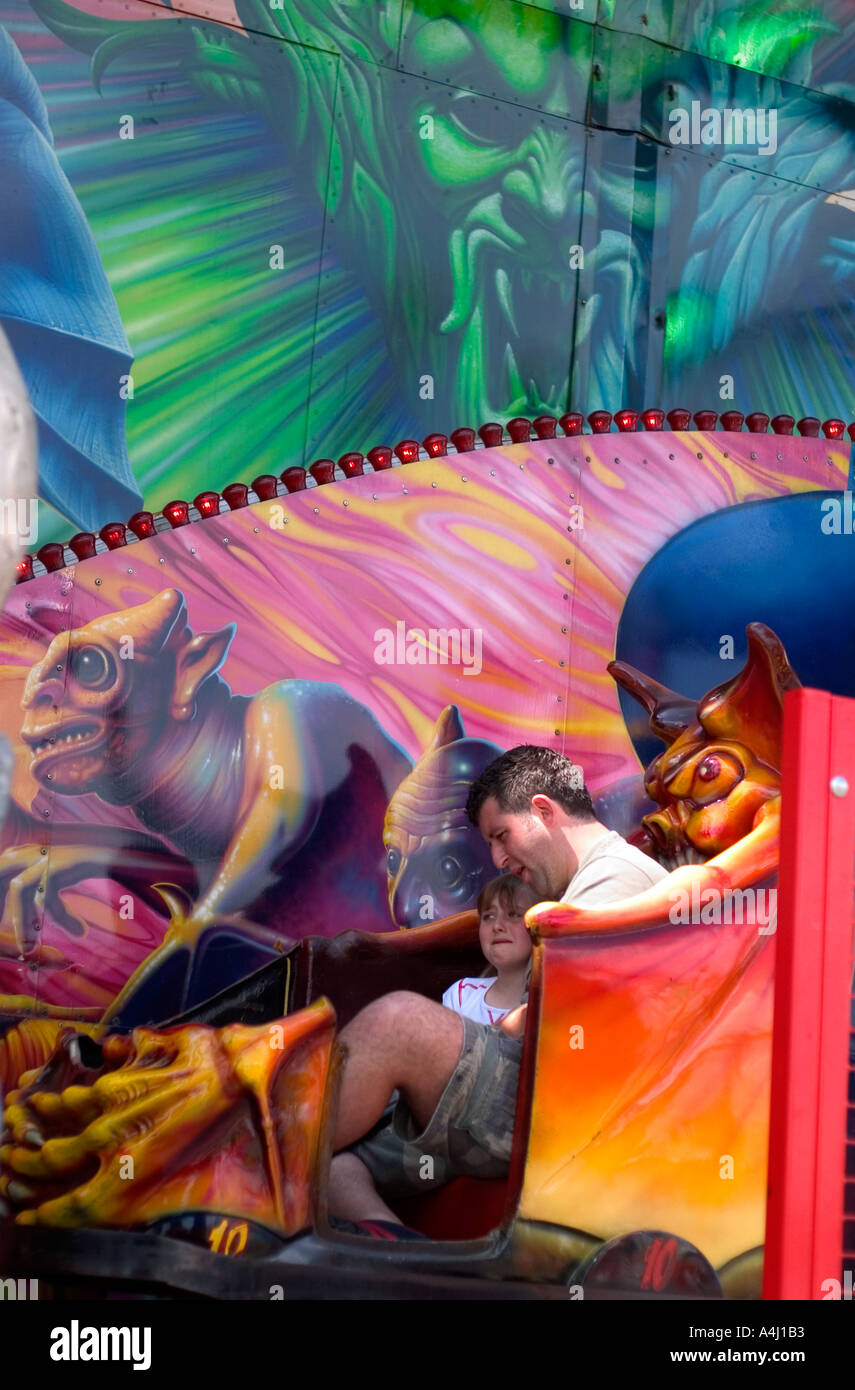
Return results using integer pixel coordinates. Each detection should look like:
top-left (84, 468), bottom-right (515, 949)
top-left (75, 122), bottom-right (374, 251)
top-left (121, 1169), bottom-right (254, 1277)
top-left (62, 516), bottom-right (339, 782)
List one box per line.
top-left (438, 855), bottom-right (465, 889)
top-left (447, 93), bottom-right (522, 148)
top-left (386, 848), bottom-right (402, 878)
top-left (69, 645), bottom-right (116, 691)
top-left (687, 751), bottom-right (743, 806)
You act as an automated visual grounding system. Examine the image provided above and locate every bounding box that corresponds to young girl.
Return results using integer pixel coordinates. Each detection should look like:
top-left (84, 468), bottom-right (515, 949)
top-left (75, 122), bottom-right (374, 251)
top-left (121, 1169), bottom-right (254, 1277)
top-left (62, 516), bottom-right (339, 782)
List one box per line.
top-left (328, 874), bottom-right (537, 1240)
top-left (442, 873), bottom-right (537, 1026)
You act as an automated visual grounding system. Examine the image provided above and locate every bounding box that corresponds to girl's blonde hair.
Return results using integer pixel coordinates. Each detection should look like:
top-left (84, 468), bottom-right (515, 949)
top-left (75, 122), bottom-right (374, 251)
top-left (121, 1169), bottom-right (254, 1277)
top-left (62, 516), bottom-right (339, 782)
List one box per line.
top-left (477, 874), bottom-right (537, 993)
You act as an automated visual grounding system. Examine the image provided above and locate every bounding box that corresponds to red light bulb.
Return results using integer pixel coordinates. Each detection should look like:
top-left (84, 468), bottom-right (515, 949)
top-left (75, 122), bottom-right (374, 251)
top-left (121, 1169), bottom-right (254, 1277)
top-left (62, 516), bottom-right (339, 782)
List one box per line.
top-left (666, 409), bottom-right (691, 431)
top-left (338, 452), bottom-right (365, 476)
top-left (163, 502), bottom-right (189, 529)
top-left (15, 554), bottom-right (34, 583)
top-left (222, 484), bottom-right (250, 509)
top-left (559, 413), bottom-right (584, 435)
top-left (309, 459), bottom-right (336, 485)
top-left (68, 533), bottom-right (98, 560)
top-left (745, 413), bottom-right (770, 434)
top-left (720, 411), bottom-right (745, 431)
top-left (693, 410), bottom-right (718, 430)
top-left (421, 435), bottom-right (447, 458)
top-left (507, 417), bottom-right (531, 442)
top-left (588, 410), bottom-right (612, 434)
top-left (641, 408), bottom-right (665, 431)
top-left (251, 475), bottom-right (279, 501)
top-left (99, 522), bottom-right (128, 548)
top-left (280, 468), bottom-right (307, 493)
top-left (37, 542), bottom-right (67, 572)
top-left (478, 423), bottom-right (503, 448)
top-left (128, 510), bottom-right (157, 537)
top-left (367, 446), bottom-right (393, 471)
top-left (796, 417), bottom-right (820, 437)
top-left (450, 428), bottom-right (476, 454)
top-left (532, 414), bottom-right (557, 439)
top-left (822, 418), bottom-right (845, 438)
top-left (193, 491), bottom-right (222, 516)
top-left (615, 409), bottom-right (639, 432)
top-left (393, 440), bottom-right (420, 464)
top-left (771, 415), bottom-right (795, 435)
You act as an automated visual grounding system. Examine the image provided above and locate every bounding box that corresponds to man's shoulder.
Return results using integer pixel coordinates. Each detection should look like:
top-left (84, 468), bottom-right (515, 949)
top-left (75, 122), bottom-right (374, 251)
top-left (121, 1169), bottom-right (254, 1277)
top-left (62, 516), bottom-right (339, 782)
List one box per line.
top-left (586, 831), bottom-right (668, 878)
top-left (560, 830), bottom-right (668, 906)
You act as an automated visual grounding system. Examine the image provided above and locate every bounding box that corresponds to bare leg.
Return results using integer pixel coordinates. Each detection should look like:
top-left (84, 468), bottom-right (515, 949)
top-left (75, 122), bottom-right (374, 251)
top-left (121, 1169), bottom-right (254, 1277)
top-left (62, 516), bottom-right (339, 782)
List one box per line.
top-left (328, 1152), bottom-right (401, 1223)
top-left (332, 991), bottom-right (464, 1152)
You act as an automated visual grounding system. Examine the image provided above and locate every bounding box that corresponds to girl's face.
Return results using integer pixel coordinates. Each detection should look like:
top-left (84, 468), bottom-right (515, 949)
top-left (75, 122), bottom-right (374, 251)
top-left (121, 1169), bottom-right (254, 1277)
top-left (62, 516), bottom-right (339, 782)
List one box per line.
top-left (478, 894), bottom-right (533, 972)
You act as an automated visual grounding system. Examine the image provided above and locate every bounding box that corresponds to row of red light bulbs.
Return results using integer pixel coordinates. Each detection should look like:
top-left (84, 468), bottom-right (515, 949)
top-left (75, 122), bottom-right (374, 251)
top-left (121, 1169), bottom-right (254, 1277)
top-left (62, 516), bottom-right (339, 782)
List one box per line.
top-left (16, 408), bottom-right (853, 583)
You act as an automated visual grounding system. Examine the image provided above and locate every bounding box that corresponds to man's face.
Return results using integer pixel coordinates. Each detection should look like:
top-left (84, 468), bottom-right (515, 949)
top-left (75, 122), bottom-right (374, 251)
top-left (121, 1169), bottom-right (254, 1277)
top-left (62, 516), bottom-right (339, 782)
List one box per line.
top-left (477, 795), bottom-right (570, 901)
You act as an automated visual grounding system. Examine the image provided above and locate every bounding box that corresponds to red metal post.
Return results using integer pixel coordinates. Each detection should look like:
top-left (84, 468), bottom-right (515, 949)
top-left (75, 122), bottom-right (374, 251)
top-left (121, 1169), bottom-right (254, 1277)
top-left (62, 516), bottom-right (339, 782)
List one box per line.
top-left (764, 688), bottom-right (855, 1298)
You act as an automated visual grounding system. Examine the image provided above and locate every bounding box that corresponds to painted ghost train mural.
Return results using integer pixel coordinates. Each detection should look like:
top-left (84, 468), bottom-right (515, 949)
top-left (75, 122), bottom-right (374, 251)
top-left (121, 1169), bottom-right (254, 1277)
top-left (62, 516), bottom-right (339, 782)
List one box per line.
top-left (0, 429), bottom-right (851, 1294)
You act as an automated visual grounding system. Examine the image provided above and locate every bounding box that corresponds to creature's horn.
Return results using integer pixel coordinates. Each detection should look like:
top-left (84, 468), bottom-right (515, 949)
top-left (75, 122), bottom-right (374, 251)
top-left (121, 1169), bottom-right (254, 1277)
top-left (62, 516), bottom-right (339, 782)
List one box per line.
top-left (607, 661), bottom-right (698, 745)
top-left (425, 705), bottom-right (466, 753)
top-left (699, 623), bottom-right (800, 771)
top-left (152, 882), bottom-right (196, 921)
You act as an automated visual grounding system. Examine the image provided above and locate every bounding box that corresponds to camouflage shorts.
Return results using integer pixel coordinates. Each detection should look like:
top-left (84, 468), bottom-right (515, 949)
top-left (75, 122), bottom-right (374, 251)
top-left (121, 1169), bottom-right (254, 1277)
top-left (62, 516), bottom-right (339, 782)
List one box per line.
top-left (349, 1014), bottom-right (523, 1198)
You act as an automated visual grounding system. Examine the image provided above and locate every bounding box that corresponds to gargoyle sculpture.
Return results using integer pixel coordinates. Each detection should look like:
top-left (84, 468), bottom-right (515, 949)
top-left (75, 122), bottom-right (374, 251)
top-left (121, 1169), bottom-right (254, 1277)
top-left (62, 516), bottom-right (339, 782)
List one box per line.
top-left (383, 705), bottom-right (501, 927)
top-left (0, 1002), bottom-right (335, 1235)
top-left (0, 588), bottom-right (411, 1023)
top-left (528, 622), bottom-right (795, 935)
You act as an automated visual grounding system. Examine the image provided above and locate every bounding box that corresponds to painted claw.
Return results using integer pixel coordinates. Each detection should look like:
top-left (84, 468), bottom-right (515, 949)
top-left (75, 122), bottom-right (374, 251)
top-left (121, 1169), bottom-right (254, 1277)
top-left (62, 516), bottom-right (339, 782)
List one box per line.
top-left (5, 1179), bottom-right (36, 1205)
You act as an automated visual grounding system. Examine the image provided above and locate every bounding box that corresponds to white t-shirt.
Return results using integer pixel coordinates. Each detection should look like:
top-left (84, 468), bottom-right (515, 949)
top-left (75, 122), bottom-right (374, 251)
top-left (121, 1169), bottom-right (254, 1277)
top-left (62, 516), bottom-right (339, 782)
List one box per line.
top-left (560, 829), bottom-right (668, 906)
top-left (442, 977), bottom-right (513, 1026)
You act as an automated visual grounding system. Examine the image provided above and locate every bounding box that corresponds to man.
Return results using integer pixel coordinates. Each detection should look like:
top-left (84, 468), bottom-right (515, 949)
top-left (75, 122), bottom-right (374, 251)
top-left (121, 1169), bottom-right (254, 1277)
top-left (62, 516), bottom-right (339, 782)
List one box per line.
top-left (469, 744), bottom-right (668, 908)
top-left (328, 746), bottom-right (668, 1234)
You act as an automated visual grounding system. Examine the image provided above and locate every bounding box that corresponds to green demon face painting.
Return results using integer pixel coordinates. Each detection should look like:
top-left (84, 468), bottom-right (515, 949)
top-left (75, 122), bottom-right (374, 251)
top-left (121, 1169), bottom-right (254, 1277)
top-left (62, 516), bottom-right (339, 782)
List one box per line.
top-left (7, 0), bottom-right (855, 530)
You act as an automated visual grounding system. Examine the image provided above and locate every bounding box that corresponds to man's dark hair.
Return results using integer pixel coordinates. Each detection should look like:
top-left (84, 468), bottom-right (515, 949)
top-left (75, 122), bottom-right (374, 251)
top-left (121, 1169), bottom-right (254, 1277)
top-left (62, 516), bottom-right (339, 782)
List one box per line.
top-left (466, 745), bottom-right (597, 827)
